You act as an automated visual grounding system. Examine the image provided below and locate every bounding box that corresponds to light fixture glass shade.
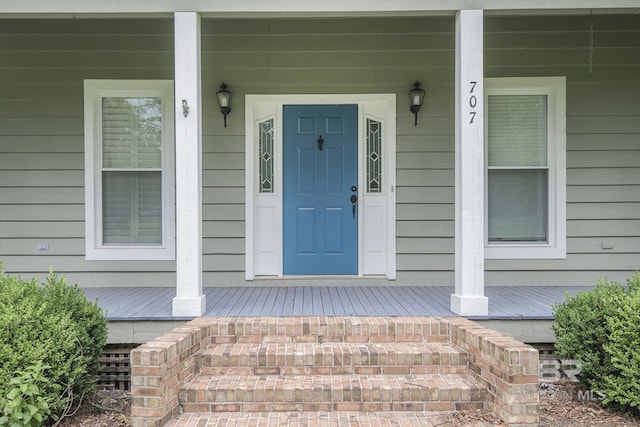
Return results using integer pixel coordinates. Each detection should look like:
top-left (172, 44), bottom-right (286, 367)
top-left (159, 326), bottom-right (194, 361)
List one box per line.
top-left (216, 83), bottom-right (231, 108)
top-left (409, 81), bottom-right (425, 108)
top-left (218, 94), bottom-right (229, 107)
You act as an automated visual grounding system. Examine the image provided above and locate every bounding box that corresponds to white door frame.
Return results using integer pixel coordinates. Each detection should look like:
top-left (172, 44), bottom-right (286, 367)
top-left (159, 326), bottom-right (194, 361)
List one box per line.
top-left (245, 94), bottom-right (396, 280)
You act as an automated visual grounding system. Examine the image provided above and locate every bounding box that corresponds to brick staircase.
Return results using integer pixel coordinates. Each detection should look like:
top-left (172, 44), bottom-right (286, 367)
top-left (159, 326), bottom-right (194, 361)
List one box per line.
top-left (131, 317), bottom-right (539, 426)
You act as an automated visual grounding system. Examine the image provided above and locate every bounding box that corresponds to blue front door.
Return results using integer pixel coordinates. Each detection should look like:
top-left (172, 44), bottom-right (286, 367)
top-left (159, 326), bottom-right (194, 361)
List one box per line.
top-left (283, 105), bottom-right (358, 275)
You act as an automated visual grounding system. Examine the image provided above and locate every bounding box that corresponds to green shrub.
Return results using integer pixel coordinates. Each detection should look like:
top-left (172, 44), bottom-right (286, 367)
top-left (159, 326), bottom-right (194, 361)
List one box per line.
top-left (0, 268), bottom-right (108, 424)
top-left (601, 274), bottom-right (640, 413)
top-left (0, 363), bottom-right (53, 427)
top-left (552, 277), bottom-right (627, 389)
top-left (552, 273), bottom-right (640, 414)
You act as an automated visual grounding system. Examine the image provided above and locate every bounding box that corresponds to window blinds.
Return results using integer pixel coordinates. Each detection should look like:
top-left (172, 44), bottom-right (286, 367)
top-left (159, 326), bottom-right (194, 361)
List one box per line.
top-left (487, 95), bottom-right (549, 242)
top-left (101, 97), bottom-right (163, 245)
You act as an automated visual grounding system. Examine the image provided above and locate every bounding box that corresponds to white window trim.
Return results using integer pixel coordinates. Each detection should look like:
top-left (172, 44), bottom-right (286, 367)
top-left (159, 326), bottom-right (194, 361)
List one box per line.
top-left (84, 80), bottom-right (175, 261)
top-left (484, 76), bottom-right (566, 259)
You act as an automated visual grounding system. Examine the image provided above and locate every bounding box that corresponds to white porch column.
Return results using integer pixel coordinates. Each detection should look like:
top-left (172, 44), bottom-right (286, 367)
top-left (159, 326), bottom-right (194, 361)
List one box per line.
top-left (451, 9), bottom-right (489, 316)
top-left (172, 12), bottom-right (206, 316)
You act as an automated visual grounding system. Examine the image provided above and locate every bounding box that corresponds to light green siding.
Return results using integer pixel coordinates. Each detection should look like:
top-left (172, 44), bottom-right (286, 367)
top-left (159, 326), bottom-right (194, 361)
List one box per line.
top-left (0, 19), bottom-right (175, 285)
top-left (202, 14), bottom-right (638, 285)
top-left (483, 15), bottom-right (640, 285)
top-left (0, 14), bottom-right (638, 287)
top-left (200, 16), bottom-right (457, 285)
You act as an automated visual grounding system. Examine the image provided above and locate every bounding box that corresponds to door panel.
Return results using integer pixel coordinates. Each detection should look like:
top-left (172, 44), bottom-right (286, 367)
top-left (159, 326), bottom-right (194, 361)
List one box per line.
top-left (325, 207), bottom-right (345, 253)
top-left (297, 147), bottom-right (316, 193)
top-left (296, 207), bottom-right (316, 254)
top-left (283, 105), bottom-right (358, 275)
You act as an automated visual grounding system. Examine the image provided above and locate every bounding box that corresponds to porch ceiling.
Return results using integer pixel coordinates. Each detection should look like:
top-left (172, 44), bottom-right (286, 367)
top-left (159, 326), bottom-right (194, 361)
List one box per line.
top-left (0, 0), bottom-right (639, 19)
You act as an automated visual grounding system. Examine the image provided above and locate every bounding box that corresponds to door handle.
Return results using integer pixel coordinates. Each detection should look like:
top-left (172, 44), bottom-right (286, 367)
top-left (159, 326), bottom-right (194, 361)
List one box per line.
top-left (350, 194), bottom-right (357, 219)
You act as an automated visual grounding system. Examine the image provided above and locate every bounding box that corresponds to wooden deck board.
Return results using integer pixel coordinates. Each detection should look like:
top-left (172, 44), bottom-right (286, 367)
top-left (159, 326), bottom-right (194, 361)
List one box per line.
top-left (262, 287), bottom-right (281, 316)
top-left (212, 288), bottom-right (240, 316)
top-left (371, 287), bottom-right (404, 314)
top-left (82, 285), bottom-right (596, 321)
top-left (250, 287), bottom-right (268, 316)
top-left (485, 288), bottom-right (523, 317)
top-left (350, 287), bottom-right (376, 314)
top-left (235, 287), bottom-right (258, 316)
top-left (344, 286), bottom-right (367, 315)
top-left (318, 287), bottom-right (332, 315)
top-left (398, 288), bottom-right (427, 315)
top-left (311, 287), bottom-right (324, 314)
top-left (494, 288), bottom-right (544, 315)
top-left (289, 286), bottom-right (302, 315)
top-left (273, 287), bottom-right (286, 316)
top-left (209, 287), bottom-right (240, 315)
top-left (409, 287), bottom-right (450, 315)
top-left (141, 289), bottom-right (174, 317)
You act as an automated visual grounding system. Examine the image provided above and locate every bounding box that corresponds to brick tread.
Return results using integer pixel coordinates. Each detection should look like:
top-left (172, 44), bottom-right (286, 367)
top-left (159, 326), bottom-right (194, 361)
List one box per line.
top-left (180, 373), bottom-right (485, 407)
top-left (206, 316), bottom-right (449, 339)
top-left (164, 411), bottom-right (460, 426)
top-left (199, 341), bottom-right (467, 370)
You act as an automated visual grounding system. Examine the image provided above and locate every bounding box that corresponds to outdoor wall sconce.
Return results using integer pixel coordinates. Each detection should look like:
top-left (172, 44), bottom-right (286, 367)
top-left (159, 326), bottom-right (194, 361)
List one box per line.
top-left (409, 81), bottom-right (426, 127)
top-left (216, 82), bottom-right (231, 128)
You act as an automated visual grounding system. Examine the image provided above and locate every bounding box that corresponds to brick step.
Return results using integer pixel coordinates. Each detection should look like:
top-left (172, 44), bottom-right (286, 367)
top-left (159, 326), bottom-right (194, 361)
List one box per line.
top-left (132, 317), bottom-right (540, 426)
top-left (164, 411), bottom-right (460, 426)
top-left (178, 373), bottom-right (486, 413)
top-left (197, 342), bottom-right (468, 376)
top-left (207, 316), bottom-right (450, 343)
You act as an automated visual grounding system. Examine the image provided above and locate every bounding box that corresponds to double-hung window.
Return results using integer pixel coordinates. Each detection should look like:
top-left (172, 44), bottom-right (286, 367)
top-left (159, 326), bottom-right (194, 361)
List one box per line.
top-left (84, 80), bottom-right (175, 260)
top-left (484, 77), bottom-right (566, 259)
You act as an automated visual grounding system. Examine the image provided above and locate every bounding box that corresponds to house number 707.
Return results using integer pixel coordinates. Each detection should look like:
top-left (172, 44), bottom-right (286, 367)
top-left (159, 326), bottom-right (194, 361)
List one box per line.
top-left (469, 81), bottom-right (477, 124)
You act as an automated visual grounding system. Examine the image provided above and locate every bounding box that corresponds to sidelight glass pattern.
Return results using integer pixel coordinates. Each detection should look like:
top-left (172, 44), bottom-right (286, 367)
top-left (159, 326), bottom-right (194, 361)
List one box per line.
top-left (258, 118), bottom-right (274, 193)
top-left (366, 118), bottom-right (382, 192)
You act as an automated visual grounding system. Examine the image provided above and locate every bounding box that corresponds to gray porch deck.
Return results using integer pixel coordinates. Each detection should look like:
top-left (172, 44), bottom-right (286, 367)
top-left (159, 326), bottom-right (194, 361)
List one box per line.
top-left (83, 285), bottom-right (589, 321)
top-left (86, 285), bottom-right (594, 343)
top-left (86, 286), bottom-right (593, 343)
